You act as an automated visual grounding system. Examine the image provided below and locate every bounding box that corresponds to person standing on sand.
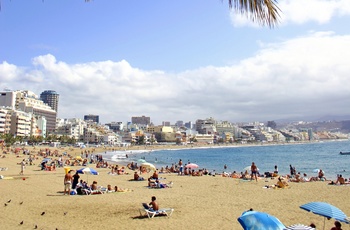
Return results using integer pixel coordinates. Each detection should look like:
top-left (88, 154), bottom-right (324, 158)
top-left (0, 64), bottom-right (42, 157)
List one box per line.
top-left (250, 162), bottom-right (258, 182)
top-left (64, 170), bottom-right (73, 195)
top-left (178, 159), bottom-right (183, 175)
top-left (72, 171), bottom-right (80, 190)
top-left (289, 165), bottom-right (294, 177)
top-left (19, 159), bottom-right (26, 175)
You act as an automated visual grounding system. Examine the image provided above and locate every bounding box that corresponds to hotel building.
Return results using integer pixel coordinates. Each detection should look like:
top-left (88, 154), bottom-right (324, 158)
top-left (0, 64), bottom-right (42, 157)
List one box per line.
top-left (40, 90), bottom-right (59, 112)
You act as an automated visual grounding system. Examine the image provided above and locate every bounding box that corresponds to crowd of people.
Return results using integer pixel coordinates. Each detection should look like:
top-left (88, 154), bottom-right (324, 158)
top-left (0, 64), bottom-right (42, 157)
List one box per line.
top-left (63, 169), bottom-right (132, 196)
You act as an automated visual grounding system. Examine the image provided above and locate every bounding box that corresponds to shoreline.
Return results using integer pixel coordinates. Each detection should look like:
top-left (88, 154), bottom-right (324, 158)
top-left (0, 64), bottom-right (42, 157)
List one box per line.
top-left (95, 140), bottom-right (348, 181)
top-left (1, 143), bottom-right (350, 229)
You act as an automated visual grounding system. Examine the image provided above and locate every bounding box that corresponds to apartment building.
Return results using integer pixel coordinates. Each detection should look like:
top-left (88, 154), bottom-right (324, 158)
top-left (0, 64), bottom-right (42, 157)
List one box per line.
top-left (10, 110), bottom-right (31, 137)
top-left (56, 118), bottom-right (86, 140)
top-left (0, 90), bottom-right (57, 134)
top-left (83, 127), bottom-right (103, 144)
top-left (0, 108), bottom-right (11, 134)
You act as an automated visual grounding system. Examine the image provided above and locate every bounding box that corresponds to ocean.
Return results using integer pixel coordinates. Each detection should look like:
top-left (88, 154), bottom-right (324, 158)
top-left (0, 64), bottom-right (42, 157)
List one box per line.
top-left (102, 140), bottom-right (350, 180)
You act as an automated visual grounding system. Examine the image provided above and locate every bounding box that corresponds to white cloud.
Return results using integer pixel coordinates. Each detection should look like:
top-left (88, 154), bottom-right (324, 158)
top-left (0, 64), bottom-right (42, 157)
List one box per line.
top-left (0, 61), bottom-right (21, 82)
top-left (230, 0), bottom-right (350, 27)
top-left (1, 31), bottom-right (350, 124)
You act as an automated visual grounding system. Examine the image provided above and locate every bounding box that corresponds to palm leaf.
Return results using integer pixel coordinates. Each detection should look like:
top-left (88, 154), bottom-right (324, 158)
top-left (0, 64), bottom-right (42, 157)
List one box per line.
top-left (227, 0), bottom-right (281, 28)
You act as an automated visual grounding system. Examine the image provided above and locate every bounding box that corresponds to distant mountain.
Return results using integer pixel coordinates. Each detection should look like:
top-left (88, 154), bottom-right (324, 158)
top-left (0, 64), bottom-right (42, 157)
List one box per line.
top-left (274, 114), bottom-right (350, 123)
top-left (316, 115), bottom-right (350, 122)
top-left (275, 120), bottom-right (350, 133)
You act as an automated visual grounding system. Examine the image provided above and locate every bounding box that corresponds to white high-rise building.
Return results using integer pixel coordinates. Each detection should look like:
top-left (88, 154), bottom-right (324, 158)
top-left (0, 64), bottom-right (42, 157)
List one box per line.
top-left (10, 110), bottom-right (31, 137)
top-left (0, 90), bottom-right (57, 134)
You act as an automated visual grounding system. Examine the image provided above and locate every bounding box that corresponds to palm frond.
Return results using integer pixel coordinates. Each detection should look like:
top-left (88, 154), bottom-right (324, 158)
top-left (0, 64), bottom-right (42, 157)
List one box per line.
top-left (227, 0), bottom-right (281, 28)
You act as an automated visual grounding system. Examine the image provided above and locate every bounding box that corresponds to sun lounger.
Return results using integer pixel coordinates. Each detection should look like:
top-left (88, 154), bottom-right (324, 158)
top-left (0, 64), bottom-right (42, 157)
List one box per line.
top-left (139, 203), bottom-right (174, 218)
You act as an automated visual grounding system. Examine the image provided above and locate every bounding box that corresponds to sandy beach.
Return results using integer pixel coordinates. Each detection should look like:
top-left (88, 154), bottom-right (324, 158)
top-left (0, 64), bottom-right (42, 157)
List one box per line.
top-left (0, 145), bottom-right (349, 230)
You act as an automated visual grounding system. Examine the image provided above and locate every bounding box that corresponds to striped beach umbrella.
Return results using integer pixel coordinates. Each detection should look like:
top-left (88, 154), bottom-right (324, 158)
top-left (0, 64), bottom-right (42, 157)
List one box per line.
top-left (300, 202), bottom-right (348, 223)
top-left (284, 224), bottom-right (315, 229)
top-left (300, 202), bottom-right (349, 230)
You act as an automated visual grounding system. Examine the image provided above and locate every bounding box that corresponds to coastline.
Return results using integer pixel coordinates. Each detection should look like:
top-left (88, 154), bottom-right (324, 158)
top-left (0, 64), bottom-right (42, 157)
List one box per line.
top-left (99, 140), bottom-right (349, 177)
top-left (1, 143), bottom-right (350, 230)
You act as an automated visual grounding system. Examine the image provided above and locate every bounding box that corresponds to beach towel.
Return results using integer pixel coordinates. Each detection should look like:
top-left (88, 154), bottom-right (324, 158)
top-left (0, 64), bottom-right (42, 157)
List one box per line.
top-left (142, 203), bottom-right (150, 209)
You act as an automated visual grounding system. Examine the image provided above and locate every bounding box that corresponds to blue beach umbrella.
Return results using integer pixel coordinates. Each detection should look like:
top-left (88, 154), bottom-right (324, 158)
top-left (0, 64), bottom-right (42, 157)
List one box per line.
top-left (77, 167), bottom-right (98, 175)
top-left (300, 202), bottom-right (349, 230)
top-left (238, 211), bottom-right (285, 230)
top-left (42, 158), bottom-right (51, 163)
top-left (76, 167), bottom-right (98, 183)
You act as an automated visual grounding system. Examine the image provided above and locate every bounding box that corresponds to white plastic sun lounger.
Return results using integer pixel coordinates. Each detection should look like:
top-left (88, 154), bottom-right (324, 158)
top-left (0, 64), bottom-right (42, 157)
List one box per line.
top-left (140, 203), bottom-right (174, 218)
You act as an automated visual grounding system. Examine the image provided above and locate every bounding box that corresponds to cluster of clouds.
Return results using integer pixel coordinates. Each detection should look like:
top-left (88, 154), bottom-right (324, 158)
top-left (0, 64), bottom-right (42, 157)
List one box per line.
top-left (1, 0), bottom-right (350, 124)
top-left (1, 30), bottom-right (350, 124)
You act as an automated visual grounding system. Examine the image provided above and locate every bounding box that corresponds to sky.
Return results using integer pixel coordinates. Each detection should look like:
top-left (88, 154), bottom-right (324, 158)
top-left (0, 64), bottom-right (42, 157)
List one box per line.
top-left (1, 0), bottom-right (350, 125)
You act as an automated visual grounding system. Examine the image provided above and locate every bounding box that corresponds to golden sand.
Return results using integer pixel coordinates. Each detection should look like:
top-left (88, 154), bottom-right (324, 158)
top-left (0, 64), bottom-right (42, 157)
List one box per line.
top-left (0, 146), bottom-right (349, 230)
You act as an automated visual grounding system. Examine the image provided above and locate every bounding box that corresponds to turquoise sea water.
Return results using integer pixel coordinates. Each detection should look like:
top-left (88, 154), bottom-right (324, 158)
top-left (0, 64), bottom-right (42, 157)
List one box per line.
top-left (104, 140), bottom-right (350, 180)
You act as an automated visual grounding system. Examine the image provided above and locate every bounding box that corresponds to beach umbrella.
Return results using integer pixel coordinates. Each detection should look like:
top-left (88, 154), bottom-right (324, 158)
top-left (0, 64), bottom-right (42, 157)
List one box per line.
top-left (75, 156), bottom-right (83, 161)
top-left (238, 211), bottom-right (285, 230)
top-left (77, 167), bottom-right (98, 175)
top-left (42, 158), bottom-right (51, 163)
top-left (284, 224), bottom-right (315, 229)
top-left (141, 162), bottom-right (156, 171)
top-left (185, 163), bottom-right (199, 169)
top-left (138, 159), bottom-right (147, 163)
top-left (77, 167), bottom-right (98, 183)
top-left (300, 202), bottom-right (349, 230)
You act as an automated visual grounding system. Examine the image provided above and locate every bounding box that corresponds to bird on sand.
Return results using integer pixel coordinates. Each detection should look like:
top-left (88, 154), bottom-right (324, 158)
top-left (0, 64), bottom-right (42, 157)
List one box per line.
top-left (41, 211), bottom-right (45, 216)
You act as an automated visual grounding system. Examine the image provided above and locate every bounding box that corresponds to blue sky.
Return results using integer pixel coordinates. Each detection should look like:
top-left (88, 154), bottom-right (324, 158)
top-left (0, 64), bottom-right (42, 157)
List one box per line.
top-left (1, 0), bottom-right (350, 124)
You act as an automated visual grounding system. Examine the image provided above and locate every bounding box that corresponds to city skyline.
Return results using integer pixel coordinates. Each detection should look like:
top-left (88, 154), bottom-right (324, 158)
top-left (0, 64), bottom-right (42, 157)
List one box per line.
top-left (1, 1), bottom-right (350, 124)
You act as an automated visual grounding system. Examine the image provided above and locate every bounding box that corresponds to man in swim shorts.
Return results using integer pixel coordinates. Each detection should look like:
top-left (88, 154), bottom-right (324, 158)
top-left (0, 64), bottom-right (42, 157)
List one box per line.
top-left (250, 162), bottom-right (258, 182)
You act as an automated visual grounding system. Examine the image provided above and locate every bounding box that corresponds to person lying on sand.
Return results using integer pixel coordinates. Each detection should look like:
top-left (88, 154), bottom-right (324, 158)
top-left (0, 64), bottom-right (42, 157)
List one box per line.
top-left (290, 172), bottom-right (302, 182)
top-left (329, 175), bottom-right (349, 185)
top-left (114, 185), bottom-right (132, 192)
top-left (276, 177), bottom-right (289, 188)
